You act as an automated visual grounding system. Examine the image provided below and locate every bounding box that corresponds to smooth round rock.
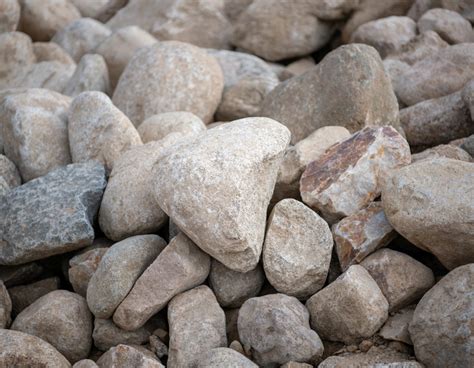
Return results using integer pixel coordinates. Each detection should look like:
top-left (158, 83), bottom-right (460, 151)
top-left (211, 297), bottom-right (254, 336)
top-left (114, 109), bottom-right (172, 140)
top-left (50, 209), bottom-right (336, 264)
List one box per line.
top-left (63, 54), bottom-right (110, 97)
top-left (418, 8), bottom-right (473, 44)
top-left (196, 348), bottom-right (258, 368)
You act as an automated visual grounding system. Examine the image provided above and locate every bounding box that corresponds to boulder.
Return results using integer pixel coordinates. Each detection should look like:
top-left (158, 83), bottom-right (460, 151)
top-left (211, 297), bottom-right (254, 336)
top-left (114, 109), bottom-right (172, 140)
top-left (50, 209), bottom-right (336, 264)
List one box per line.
top-left (8, 277), bottom-right (60, 315)
top-left (73, 360), bottom-right (98, 368)
top-left (106, 0), bottom-right (172, 31)
top-left (442, 0), bottom-right (474, 22)
top-left (412, 144), bottom-right (472, 163)
top-left (33, 42), bottom-right (75, 65)
top-left (0, 32), bottom-right (36, 89)
top-left (418, 8), bottom-right (473, 44)
top-left (314, 0), bottom-right (360, 20)
top-left (0, 262), bottom-right (44, 287)
top-left (63, 54), bottom-right (110, 97)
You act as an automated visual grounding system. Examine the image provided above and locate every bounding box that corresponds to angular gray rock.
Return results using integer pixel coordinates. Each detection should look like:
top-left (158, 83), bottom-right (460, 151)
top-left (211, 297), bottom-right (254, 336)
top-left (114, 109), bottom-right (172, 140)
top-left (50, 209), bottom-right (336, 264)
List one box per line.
top-left (8, 277), bottom-right (60, 315)
top-left (0, 262), bottom-right (44, 287)
top-left (96, 344), bottom-right (164, 368)
top-left (63, 54), bottom-right (110, 97)
top-left (0, 280), bottom-right (11, 328)
top-left (418, 8), bottom-right (473, 44)
top-left (196, 348), bottom-right (258, 368)
top-left (93, 318), bottom-right (151, 351)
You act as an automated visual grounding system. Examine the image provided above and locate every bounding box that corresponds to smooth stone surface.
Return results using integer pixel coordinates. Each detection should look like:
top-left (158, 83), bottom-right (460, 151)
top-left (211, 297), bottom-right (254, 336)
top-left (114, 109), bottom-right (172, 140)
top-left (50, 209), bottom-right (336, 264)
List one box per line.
top-left (0, 32), bottom-right (36, 89)
top-left (412, 144), bottom-right (472, 163)
top-left (8, 277), bottom-right (60, 315)
top-left (97, 344), bottom-right (164, 368)
top-left (379, 306), bottom-right (414, 345)
top-left (0, 281), bottom-right (11, 328)
top-left (196, 347), bottom-right (258, 368)
top-left (69, 247), bottom-right (108, 297)
top-left (73, 359), bottom-right (99, 368)
top-left (0, 154), bottom-right (21, 189)
top-left (93, 318), bottom-right (151, 351)
top-left (418, 8), bottom-right (473, 44)
top-left (33, 42), bottom-right (75, 65)
top-left (0, 0), bottom-right (20, 33)
top-left (63, 54), bottom-right (110, 97)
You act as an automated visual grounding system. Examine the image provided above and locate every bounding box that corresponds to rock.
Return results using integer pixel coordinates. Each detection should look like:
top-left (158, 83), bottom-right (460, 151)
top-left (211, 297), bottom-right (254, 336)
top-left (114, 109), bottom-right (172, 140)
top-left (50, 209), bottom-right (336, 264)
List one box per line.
top-left (351, 16), bottom-right (417, 58)
top-left (410, 264), bottom-right (474, 368)
top-left (68, 91), bottom-right (142, 173)
top-left (461, 134), bottom-right (474, 156)
top-left (333, 202), bottom-right (396, 271)
top-left (379, 306), bottom-right (414, 345)
top-left (260, 44), bottom-right (400, 144)
top-left (0, 154), bottom-right (21, 189)
top-left (285, 57), bottom-right (316, 77)
top-left (73, 360), bottom-right (99, 368)
top-left (196, 347), bottom-right (258, 368)
top-left (0, 88), bottom-right (71, 181)
top-left (33, 42), bottom-right (75, 65)
top-left (442, 0), bottom-right (474, 22)
top-left (72, 0), bottom-right (127, 22)
top-left (19, 0), bottom-right (81, 41)
top-left (0, 262), bottom-right (43, 287)
top-left (306, 265), bottom-right (389, 344)
top-left (263, 199), bottom-right (333, 298)
top-left (149, 335), bottom-right (168, 358)
top-left (412, 144), bottom-right (472, 162)
top-left (8, 277), bottom-right (60, 315)
top-left (106, 0), bottom-right (172, 31)
top-left (0, 281), bottom-right (11, 328)
top-left (314, 0), bottom-right (360, 20)
top-left (382, 158), bottom-right (474, 269)
top-left (225, 308), bottom-right (240, 343)
top-left (153, 118), bottom-right (290, 272)
top-left (0, 0), bottom-right (20, 33)
top-left (0, 162), bottom-right (106, 265)
top-left (223, 0), bottom-right (252, 21)
top-left (0, 329), bottom-right (71, 367)
top-left (11, 290), bottom-right (93, 363)
top-left (63, 54), bottom-right (110, 97)
top-left (167, 286), bottom-right (226, 368)
top-left (418, 8), bottom-right (473, 44)
top-left (239, 293), bottom-right (324, 366)
top-left (462, 78), bottom-right (474, 120)
top-left (113, 233), bottom-right (210, 331)
top-left (0, 32), bottom-right (36, 88)
top-left (94, 26), bottom-right (157, 90)
top-left (93, 318), bottom-right (151, 351)
top-left (137, 112), bottom-right (206, 143)
top-left (69, 247), bottom-right (108, 297)
top-left (52, 18), bottom-right (112, 62)
top-left (209, 260), bottom-right (264, 308)
top-left (87, 235), bottom-right (166, 319)
top-left (97, 344), bottom-right (164, 368)
top-left (300, 126), bottom-right (411, 224)
top-left (113, 41), bottom-right (223, 125)
top-left (232, 0), bottom-right (334, 61)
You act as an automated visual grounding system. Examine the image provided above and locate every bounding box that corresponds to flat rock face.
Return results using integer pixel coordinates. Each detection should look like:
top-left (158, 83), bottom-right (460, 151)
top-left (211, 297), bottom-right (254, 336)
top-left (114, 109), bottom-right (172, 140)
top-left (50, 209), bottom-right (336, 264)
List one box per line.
top-left (418, 8), bottom-right (473, 44)
top-left (113, 233), bottom-right (210, 331)
top-left (409, 264), bottom-right (474, 368)
top-left (260, 44), bottom-right (400, 144)
top-left (412, 144), bottom-right (472, 163)
top-left (63, 54), bottom-right (110, 97)
top-left (153, 118), bottom-right (290, 272)
top-left (0, 280), bottom-right (12, 328)
top-left (112, 41), bottom-right (224, 125)
top-left (263, 199), bottom-right (333, 298)
top-left (379, 306), bottom-right (414, 345)
top-left (306, 265), bottom-right (389, 344)
top-left (87, 235), bottom-right (166, 319)
top-left (69, 247), bottom-right (109, 297)
top-left (167, 286), bottom-right (227, 368)
top-left (8, 276), bottom-right (60, 315)
top-left (93, 318), bottom-right (151, 351)
top-left (0, 88), bottom-right (71, 181)
top-left (300, 126), bottom-right (411, 223)
top-left (97, 344), bottom-right (164, 368)
top-left (0, 162), bottom-right (107, 265)
top-left (0, 0), bottom-right (20, 33)
top-left (11, 290), bottom-right (93, 363)
top-left (382, 158), bottom-right (474, 269)
top-left (33, 41), bottom-right (75, 65)
top-left (196, 347), bottom-right (257, 368)
top-left (238, 293), bottom-right (324, 366)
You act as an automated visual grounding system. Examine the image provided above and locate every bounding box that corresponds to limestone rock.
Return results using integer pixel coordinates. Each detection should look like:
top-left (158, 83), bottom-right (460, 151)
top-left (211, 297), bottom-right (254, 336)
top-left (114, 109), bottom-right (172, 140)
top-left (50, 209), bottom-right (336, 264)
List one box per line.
top-left (412, 144), bottom-right (472, 163)
top-left (379, 306), bottom-right (414, 345)
top-left (33, 42), bottom-right (75, 65)
top-left (69, 247), bottom-right (108, 297)
top-left (418, 8), bottom-right (473, 44)
top-left (63, 54), bottom-right (110, 97)
top-left (0, 154), bottom-right (21, 189)
top-left (8, 277), bottom-right (60, 315)
top-left (97, 344), bottom-right (164, 368)
top-left (0, 0), bottom-right (20, 33)
top-left (0, 280), bottom-right (11, 328)
top-left (196, 348), bottom-right (258, 368)
top-left (314, 0), bottom-right (360, 20)
top-left (93, 318), bottom-right (151, 351)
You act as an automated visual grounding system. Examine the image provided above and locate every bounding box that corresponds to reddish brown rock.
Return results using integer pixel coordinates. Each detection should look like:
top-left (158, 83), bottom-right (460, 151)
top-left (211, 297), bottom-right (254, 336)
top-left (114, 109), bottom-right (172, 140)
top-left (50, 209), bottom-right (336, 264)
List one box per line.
top-left (69, 247), bottom-right (108, 297)
top-left (8, 277), bottom-right (60, 315)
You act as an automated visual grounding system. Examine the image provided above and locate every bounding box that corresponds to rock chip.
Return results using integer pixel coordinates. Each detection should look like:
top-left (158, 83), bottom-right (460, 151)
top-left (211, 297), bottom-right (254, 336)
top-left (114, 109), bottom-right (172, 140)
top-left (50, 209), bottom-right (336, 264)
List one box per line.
top-left (379, 306), bottom-right (414, 345)
top-left (412, 144), bottom-right (472, 163)
top-left (11, 290), bottom-right (93, 363)
top-left (0, 280), bottom-right (11, 328)
top-left (8, 277), bottom-right (60, 315)
top-left (0, 162), bottom-right (106, 265)
top-left (314, 0), bottom-right (360, 20)
top-left (0, 154), bottom-right (21, 189)
top-left (69, 247), bottom-right (108, 297)
top-left (239, 293), bottom-right (324, 366)
top-left (63, 54), bottom-right (110, 97)
top-left (97, 344), bottom-right (164, 368)
top-left (93, 318), bottom-right (151, 351)
top-left (153, 118), bottom-right (290, 272)
top-left (0, 0), bottom-right (20, 33)
top-left (33, 42), bottom-right (76, 65)
top-left (382, 158), bottom-right (474, 269)
top-left (418, 8), bottom-right (473, 44)
top-left (306, 265), bottom-right (389, 344)
top-left (87, 235), bottom-right (166, 319)
top-left (196, 347), bottom-right (258, 368)
top-left (113, 233), bottom-right (210, 331)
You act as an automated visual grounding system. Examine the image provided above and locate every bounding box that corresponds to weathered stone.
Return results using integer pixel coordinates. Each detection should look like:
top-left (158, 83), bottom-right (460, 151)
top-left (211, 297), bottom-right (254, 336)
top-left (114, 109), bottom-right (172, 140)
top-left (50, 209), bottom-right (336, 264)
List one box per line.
top-left (11, 290), bottom-right (93, 363)
top-left (0, 281), bottom-right (11, 328)
top-left (382, 158), bottom-right (474, 269)
top-left (461, 134), bottom-right (474, 156)
top-left (73, 359), bottom-right (99, 368)
top-left (196, 348), bottom-right (258, 368)
top-left (68, 91), bottom-right (142, 173)
top-left (106, 0), bottom-right (172, 31)
top-left (442, 0), bottom-right (474, 22)
top-left (97, 344), bottom-right (164, 368)
top-left (0, 0), bottom-right (20, 33)
top-left (113, 41), bottom-right (223, 126)
top-left (314, 0), bottom-right (360, 20)
top-left (225, 308), bottom-right (240, 343)
top-left (260, 44), bottom-right (400, 144)
top-left (0, 162), bottom-right (106, 265)
top-left (418, 8), bottom-right (473, 44)
top-left (0, 262), bottom-right (43, 287)
top-left (263, 199), bottom-right (333, 299)
top-left (0, 329), bottom-right (71, 367)
top-left (93, 318), bottom-right (151, 351)
top-left (209, 260), bottom-right (264, 308)
top-left (153, 118), bottom-right (290, 272)
top-left (63, 54), bottom-right (110, 97)
top-left (8, 277), bottom-right (60, 315)
top-left (113, 233), bottom-right (210, 331)
top-left (87, 235), bottom-right (166, 319)
top-left (412, 144), bottom-right (472, 163)
top-left (223, 0), bottom-right (252, 21)
top-left (409, 264), bottom-right (474, 368)
top-left (379, 306), bottom-right (414, 345)
top-left (0, 32), bottom-right (36, 89)
top-left (167, 286), bottom-right (226, 368)
top-left (33, 42), bottom-right (75, 65)
top-left (0, 154), bottom-right (20, 189)
top-left (306, 265), bottom-right (389, 344)
top-left (462, 78), bottom-right (474, 120)
top-left (0, 88), bottom-right (71, 181)
top-left (72, 0), bottom-right (127, 22)
top-left (285, 57), bottom-right (316, 77)
top-left (239, 293), bottom-right (324, 366)
top-left (300, 127), bottom-right (411, 223)
top-left (333, 202), bottom-right (397, 271)
top-left (69, 248), bottom-right (108, 297)
top-left (149, 335), bottom-right (168, 358)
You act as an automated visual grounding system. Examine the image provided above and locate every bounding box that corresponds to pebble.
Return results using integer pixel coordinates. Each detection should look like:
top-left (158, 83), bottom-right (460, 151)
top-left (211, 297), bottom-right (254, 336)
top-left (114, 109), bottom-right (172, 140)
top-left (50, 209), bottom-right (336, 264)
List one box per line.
top-left (379, 306), bottom-right (415, 345)
top-left (33, 41), bottom-right (76, 65)
top-left (69, 247), bottom-right (109, 297)
top-left (0, 154), bottom-right (21, 189)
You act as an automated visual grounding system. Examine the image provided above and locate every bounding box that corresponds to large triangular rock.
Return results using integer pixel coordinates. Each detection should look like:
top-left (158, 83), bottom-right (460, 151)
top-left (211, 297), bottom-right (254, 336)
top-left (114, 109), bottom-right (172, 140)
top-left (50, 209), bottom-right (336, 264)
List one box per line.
top-left (153, 118), bottom-right (290, 272)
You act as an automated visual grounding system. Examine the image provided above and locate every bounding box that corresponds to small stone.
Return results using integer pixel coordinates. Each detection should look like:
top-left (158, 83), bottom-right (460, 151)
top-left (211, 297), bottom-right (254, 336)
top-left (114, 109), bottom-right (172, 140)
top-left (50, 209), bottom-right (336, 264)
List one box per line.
top-left (0, 162), bottom-right (106, 265)
top-left (300, 126), bottom-right (411, 223)
top-left (0, 154), bottom-right (21, 189)
top-left (8, 277), bottom-right (60, 315)
top-left (263, 199), bottom-right (333, 298)
top-left (33, 42), bottom-right (75, 65)
top-left (239, 293), bottom-right (324, 366)
top-left (106, 0), bottom-right (171, 31)
top-left (87, 235), bottom-right (166, 319)
top-left (93, 318), bottom-right (151, 351)
top-left (359, 340), bottom-right (374, 353)
top-left (333, 202), bottom-right (397, 271)
top-left (412, 144), bottom-right (472, 163)
top-left (196, 347), bottom-right (258, 368)
top-left (69, 247), bottom-right (108, 297)
top-left (11, 290), bottom-right (93, 363)
top-left (0, 0), bottom-right (20, 33)
top-left (379, 306), bottom-right (414, 345)
top-left (314, 0), bottom-right (360, 20)
top-left (113, 233), bottom-right (210, 331)
top-left (209, 259), bottom-right (264, 308)
top-left (63, 54), bottom-right (110, 97)
top-left (0, 262), bottom-right (43, 287)
top-left (0, 280), bottom-right (12, 328)
top-left (149, 335), bottom-right (168, 358)
top-left (0, 32), bottom-right (36, 88)
top-left (97, 344), bottom-right (164, 368)
top-left (167, 286), bottom-right (227, 368)
top-left (73, 359), bottom-right (99, 368)
top-left (306, 265), bottom-right (389, 344)
top-left (285, 57), bottom-right (315, 76)
top-left (228, 340), bottom-right (245, 355)
top-left (409, 264), bottom-right (474, 368)
top-left (418, 8), bottom-right (473, 44)
top-left (68, 91), bottom-right (142, 173)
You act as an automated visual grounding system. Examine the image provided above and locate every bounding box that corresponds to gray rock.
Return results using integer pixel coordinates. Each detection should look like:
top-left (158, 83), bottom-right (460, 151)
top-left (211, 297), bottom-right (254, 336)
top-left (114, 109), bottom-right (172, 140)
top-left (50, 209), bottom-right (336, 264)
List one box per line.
top-left (73, 360), bottom-right (99, 368)
top-left (97, 344), bottom-right (164, 367)
top-left (461, 134), bottom-right (474, 156)
top-left (33, 42), bottom-right (76, 65)
top-left (0, 262), bottom-right (43, 287)
top-left (0, 280), bottom-right (11, 328)
top-left (314, 0), bottom-right (360, 20)
top-left (379, 306), bottom-right (415, 345)
top-left (71, 0), bottom-right (127, 22)
top-left (149, 335), bottom-right (168, 358)
top-left (8, 277), bottom-right (60, 315)
top-left (196, 347), bottom-right (258, 368)
top-left (0, 154), bottom-right (21, 188)
top-left (93, 318), bottom-right (151, 351)
top-left (63, 54), bottom-right (110, 97)
top-left (106, 0), bottom-right (172, 31)
top-left (69, 247), bottom-right (108, 297)
top-left (0, 162), bottom-right (106, 265)
top-left (418, 8), bottom-right (473, 44)
top-left (0, 0), bottom-right (20, 33)
top-left (442, 0), bottom-right (474, 22)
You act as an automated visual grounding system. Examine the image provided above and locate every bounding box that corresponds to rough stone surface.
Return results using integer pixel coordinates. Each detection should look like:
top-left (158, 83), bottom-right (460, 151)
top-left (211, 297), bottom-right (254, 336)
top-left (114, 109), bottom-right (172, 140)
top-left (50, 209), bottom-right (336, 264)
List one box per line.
top-left (382, 158), bottom-right (474, 269)
top-left (113, 41), bottom-right (224, 125)
top-left (0, 0), bottom-right (20, 33)
top-left (93, 318), bottom-right (151, 351)
top-left (196, 347), bottom-right (258, 368)
top-left (409, 264), bottom-right (474, 368)
top-left (263, 199), bottom-right (333, 298)
top-left (442, 0), bottom-right (474, 22)
top-left (87, 235), bottom-right (166, 319)
top-left (314, 0), bottom-right (360, 20)
top-left (33, 42), bottom-right (76, 65)
top-left (72, 0), bottom-right (127, 22)
top-left (11, 290), bottom-right (93, 363)
top-left (153, 118), bottom-right (290, 272)
top-left (0, 280), bottom-right (11, 328)
top-left (167, 286), bottom-right (227, 368)
top-left (0, 154), bottom-right (21, 189)
top-left (239, 293), bottom-right (324, 366)
top-left (63, 54), bottom-right (110, 97)
top-left (0, 262), bottom-right (43, 287)
top-left (418, 8), bottom-right (473, 44)
top-left (260, 44), bottom-right (400, 144)
top-left (306, 265), bottom-right (389, 344)
top-left (8, 277), bottom-right (60, 315)
top-left (0, 32), bottom-right (36, 89)
top-left (69, 247), bottom-right (108, 297)
top-left (73, 359), bottom-right (99, 368)
top-left (379, 306), bottom-right (414, 345)
top-left (300, 126), bottom-right (411, 223)
top-left (0, 162), bottom-right (106, 265)
top-left (96, 344), bottom-right (164, 368)
top-left (106, 0), bottom-right (172, 31)
top-left (113, 233), bottom-right (211, 331)
top-left (412, 144), bottom-right (472, 163)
